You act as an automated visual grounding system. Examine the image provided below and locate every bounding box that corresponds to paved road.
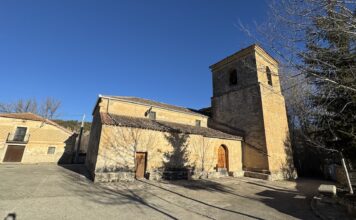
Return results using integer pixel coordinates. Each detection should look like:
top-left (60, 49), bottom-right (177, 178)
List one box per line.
top-left (0, 164), bottom-right (324, 220)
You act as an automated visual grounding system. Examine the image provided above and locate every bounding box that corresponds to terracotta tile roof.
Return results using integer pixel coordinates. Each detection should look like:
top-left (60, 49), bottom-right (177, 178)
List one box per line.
top-left (0, 112), bottom-right (74, 135)
top-left (101, 95), bottom-right (207, 117)
top-left (0, 112), bottom-right (44, 121)
top-left (100, 112), bottom-right (242, 140)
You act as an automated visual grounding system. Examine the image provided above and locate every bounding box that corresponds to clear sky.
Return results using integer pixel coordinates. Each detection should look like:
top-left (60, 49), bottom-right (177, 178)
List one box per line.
top-left (0, 0), bottom-right (267, 121)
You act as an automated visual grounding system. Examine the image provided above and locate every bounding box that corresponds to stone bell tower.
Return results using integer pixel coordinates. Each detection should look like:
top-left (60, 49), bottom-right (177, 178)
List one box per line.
top-left (209, 44), bottom-right (293, 180)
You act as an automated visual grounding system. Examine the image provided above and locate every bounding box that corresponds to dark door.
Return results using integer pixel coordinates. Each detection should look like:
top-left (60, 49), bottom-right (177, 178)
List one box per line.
top-left (3, 145), bottom-right (25, 162)
top-left (135, 152), bottom-right (146, 179)
top-left (217, 145), bottom-right (227, 169)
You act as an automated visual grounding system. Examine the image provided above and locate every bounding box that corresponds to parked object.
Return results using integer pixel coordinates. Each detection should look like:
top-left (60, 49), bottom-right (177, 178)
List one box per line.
top-left (318, 184), bottom-right (337, 197)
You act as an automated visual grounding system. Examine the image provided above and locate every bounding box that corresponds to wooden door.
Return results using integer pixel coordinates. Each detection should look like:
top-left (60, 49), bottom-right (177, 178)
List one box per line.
top-left (3, 145), bottom-right (25, 162)
top-left (217, 145), bottom-right (227, 169)
top-left (135, 152), bottom-right (146, 179)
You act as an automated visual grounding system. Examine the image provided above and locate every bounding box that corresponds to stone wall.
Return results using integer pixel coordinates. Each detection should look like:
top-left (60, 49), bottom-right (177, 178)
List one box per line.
top-left (210, 45), bottom-right (294, 179)
top-left (212, 53), bottom-right (258, 97)
top-left (97, 98), bottom-right (208, 127)
top-left (212, 87), bottom-right (270, 171)
top-left (255, 50), bottom-right (294, 179)
top-left (91, 125), bottom-right (243, 182)
top-left (85, 108), bottom-right (103, 179)
top-left (211, 51), bottom-right (269, 172)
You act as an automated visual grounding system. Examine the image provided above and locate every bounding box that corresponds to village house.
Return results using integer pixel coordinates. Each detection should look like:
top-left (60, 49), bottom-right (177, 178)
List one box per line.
top-left (86, 44), bottom-right (295, 182)
top-left (0, 112), bottom-right (76, 164)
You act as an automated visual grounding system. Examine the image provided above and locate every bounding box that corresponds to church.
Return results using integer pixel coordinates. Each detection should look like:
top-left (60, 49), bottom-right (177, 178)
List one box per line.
top-left (85, 44), bottom-right (294, 182)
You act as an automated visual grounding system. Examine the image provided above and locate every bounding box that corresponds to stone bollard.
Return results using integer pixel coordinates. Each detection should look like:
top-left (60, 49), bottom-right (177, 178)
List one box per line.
top-left (318, 184), bottom-right (337, 197)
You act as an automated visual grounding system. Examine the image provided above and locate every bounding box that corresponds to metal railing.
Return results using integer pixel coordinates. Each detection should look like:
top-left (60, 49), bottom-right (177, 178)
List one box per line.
top-left (6, 133), bottom-right (30, 143)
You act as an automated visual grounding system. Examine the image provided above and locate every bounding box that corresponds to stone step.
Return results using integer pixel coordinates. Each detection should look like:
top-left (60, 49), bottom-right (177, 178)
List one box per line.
top-left (244, 171), bottom-right (270, 180)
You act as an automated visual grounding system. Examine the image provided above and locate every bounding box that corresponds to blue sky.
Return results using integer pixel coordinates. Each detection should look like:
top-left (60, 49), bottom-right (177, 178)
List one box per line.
top-left (0, 0), bottom-right (267, 121)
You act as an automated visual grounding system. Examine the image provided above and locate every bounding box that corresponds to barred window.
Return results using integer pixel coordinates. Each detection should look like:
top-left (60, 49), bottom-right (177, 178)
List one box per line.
top-left (14, 127), bottom-right (27, 141)
top-left (47, 146), bottom-right (56, 154)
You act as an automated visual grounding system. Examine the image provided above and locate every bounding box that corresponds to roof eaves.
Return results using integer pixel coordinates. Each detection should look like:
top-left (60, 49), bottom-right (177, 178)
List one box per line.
top-left (91, 95), bottom-right (102, 116)
top-left (101, 113), bottom-right (242, 141)
top-left (0, 112), bottom-right (74, 135)
top-left (100, 95), bottom-right (209, 118)
top-left (209, 44), bottom-right (279, 71)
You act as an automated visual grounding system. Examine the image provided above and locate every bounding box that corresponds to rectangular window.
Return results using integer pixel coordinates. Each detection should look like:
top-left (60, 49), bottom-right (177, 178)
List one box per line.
top-left (14, 127), bottom-right (27, 141)
top-left (149, 111), bottom-right (156, 120)
top-left (47, 146), bottom-right (56, 154)
top-left (229, 70), bottom-right (238, 85)
top-left (195, 120), bottom-right (201, 127)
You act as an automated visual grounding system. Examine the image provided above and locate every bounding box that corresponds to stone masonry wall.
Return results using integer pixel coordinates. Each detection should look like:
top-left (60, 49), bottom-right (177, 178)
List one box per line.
top-left (98, 98), bottom-right (208, 127)
top-left (92, 125), bottom-right (242, 182)
top-left (211, 51), bottom-right (269, 172)
top-left (85, 108), bottom-right (103, 179)
top-left (255, 49), bottom-right (294, 179)
top-left (210, 45), bottom-right (294, 178)
top-left (0, 117), bottom-right (75, 164)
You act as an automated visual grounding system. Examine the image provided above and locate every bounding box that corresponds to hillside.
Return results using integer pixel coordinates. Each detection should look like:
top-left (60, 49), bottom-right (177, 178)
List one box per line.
top-left (53, 119), bottom-right (92, 133)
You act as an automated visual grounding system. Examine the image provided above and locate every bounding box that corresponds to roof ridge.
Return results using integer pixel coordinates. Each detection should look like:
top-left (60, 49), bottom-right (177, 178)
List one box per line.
top-left (0, 112), bottom-right (74, 135)
top-left (100, 95), bottom-right (207, 118)
top-left (105, 95), bottom-right (193, 109)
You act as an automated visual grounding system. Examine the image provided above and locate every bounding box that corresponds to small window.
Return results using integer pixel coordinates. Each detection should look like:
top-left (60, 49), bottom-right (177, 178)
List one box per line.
top-left (14, 127), bottom-right (27, 141)
top-left (47, 146), bottom-right (56, 154)
top-left (149, 111), bottom-right (156, 120)
top-left (266, 67), bottom-right (273, 86)
top-left (195, 120), bottom-right (201, 127)
top-left (229, 69), bottom-right (237, 85)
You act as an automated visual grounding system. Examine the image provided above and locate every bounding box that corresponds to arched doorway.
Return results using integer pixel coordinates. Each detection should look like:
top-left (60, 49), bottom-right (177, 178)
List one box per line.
top-left (217, 145), bottom-right (228, 171)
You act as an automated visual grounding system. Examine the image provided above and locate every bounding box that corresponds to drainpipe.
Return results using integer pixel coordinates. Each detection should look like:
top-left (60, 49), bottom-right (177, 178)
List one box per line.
top-left (309, 146), bottom-right (353, 194)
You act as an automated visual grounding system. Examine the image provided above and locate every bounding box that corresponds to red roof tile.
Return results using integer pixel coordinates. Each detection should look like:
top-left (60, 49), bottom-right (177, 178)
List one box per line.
top-left (0, 112), bottom-right (74, 135)
top-left (100, 112), bottom-right (242, 140)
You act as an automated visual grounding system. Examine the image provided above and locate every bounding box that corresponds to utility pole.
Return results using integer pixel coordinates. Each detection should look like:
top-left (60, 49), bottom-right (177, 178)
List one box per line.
top-left (340, 152), bottom-right (354, 195)
top-left (74, 114), bottom-right (85, 164)
top-left (309, 146), bottom-right (354, 194)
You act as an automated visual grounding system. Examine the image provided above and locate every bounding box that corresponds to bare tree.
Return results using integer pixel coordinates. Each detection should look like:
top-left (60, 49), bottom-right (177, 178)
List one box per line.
top-left (0, 103), bottom-right (13, 113)
top-left (0, 97), bottom-right (61, 119)
top-left (189, 136), bottom-right (215, 178)
top-left (99, 124), bottom-right (159, 178)
top-left (240, 0), bottom-right (356, 182)
top-left (240, 0), bottom-right (356, 92)
top-left (40, 97), bottom-right (61, 119)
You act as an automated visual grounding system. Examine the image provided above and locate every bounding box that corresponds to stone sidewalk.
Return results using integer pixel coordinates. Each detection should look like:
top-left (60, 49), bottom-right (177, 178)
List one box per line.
top-left (0, 164), bottom-right (336, 219)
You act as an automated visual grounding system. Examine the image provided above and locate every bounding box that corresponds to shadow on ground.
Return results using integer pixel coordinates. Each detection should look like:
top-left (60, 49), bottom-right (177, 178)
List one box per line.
top-left (58, 164), bottom-right (92, 179)
top-left (58, 164), bottom-right (329, 219)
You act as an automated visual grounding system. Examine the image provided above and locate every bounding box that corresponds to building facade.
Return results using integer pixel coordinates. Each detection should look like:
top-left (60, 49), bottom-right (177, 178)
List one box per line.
top-left (86, 44), bottom-right (294, 182)
top-left (0, 113), bottom-right (76, 164)
top-left (86, 96), bottom-right (244, 182)
top-left (209, 44), bottom-right (293, 180)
